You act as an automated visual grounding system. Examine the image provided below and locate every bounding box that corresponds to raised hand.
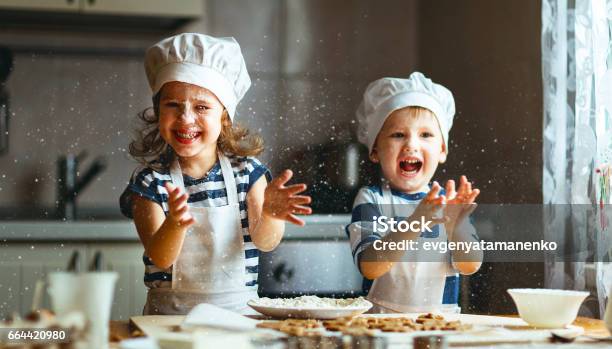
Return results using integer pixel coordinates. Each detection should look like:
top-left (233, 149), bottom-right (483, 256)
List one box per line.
top-left (263, 169), bottom-right (312, 226)
top-left (444, 175), bottom-right (480, 236)
top-left (164, 182), bottom-right (195, 228)
top-left (411, 181), bottom-right (448, 225)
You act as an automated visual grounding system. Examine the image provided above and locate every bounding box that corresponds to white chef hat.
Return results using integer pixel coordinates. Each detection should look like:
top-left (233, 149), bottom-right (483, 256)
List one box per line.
top-left (356, 72), bottom-right (455, 154)
top-left (144, 33), bottom-right (251, 120)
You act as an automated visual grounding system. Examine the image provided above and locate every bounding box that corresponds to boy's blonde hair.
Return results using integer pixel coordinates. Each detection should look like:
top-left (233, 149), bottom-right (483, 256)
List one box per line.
top-left (128, 94), bottom-right (263, 171)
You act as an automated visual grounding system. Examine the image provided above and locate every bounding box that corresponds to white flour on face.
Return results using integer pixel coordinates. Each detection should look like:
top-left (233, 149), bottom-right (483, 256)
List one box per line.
top-left (251, 296), bottom-right (370, 309)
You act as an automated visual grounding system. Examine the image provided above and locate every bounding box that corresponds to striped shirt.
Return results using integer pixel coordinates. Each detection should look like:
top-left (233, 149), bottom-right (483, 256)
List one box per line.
top-left (345, 185), bottom-right (460, 304)
top-left (120, 154), bottom-right (271, 290)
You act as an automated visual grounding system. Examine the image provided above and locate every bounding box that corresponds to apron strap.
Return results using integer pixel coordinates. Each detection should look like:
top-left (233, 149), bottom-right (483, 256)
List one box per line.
top-left (218, 153), bottom-right (239, 205)
top-left (169, 158), bottom-right (184, 290)
top-left (170, 157), bottom-right (186, 192)
top-left (381, 179), bottom-right (396, 217)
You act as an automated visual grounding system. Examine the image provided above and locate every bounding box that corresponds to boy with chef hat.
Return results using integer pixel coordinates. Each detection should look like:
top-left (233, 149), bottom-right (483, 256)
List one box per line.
top-left (346, 72), bottom-right (483, 313)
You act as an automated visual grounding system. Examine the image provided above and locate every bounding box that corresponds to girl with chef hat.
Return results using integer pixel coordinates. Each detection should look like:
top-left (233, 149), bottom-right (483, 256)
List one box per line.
top-left (346, 72), bottom-right (483, 313)
top-left (120, 33), bottom-right (312, 315)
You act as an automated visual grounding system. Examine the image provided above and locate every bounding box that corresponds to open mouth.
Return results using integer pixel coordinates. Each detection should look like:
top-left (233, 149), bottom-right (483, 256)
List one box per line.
top-left (173, 130), bottom-right (201, 144)
top-left (399, 159), bottom-right (422, 175)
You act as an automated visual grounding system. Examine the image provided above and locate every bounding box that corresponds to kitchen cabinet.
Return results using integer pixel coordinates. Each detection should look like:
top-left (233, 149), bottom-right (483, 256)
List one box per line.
top-left (0, 215), bottom-right (352, 320)
top-left (82, 0), bottom-right (203, 18)
top-left (0, 0), bottom-right (79, 12)
top-left (0, 0), bottom-right (202, 18)
top-left (0, 242), bottom-right (146, 321)
top-left (86, 243), bottom-right (146, 320)
top-left (0, 242), bottom-right (87, 319)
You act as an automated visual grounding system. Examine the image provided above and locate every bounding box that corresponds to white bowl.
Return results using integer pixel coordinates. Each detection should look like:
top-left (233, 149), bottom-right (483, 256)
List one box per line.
top-left (507, 288), bottom-right (589, 328)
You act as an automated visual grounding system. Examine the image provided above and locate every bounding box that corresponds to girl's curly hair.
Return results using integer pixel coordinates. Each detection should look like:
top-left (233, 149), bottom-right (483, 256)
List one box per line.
top-left (129, 93), bottom-right (264, 171)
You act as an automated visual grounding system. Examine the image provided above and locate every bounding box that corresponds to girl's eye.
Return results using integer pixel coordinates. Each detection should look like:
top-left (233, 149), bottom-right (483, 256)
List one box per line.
top-left (421, 132), bottom-right (434, 138)
top-left (165, 102), bottom-right (180, 108)
top-left (391, 132), bottom-right (405, 138)
top-left (195, 105), bottom-right (209, 112)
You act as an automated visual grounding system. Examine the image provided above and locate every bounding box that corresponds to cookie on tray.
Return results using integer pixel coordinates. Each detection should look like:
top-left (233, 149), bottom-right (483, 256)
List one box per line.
top-left (257, 321), bottom-right (283, 330)
top-left (341, 326), bottom-right (376, 336)
top-left (416, 313), bottom-right (445, 323)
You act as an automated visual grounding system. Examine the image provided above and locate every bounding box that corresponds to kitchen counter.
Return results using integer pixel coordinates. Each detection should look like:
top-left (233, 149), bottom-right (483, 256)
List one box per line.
top-left (0, 221), bottom-right (137, 241)
top-left (0, 214), bottom-right (351, 241)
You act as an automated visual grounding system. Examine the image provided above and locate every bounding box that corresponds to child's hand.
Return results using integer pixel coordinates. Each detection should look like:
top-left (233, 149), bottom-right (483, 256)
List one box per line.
top-left (444, 175), bottom-right (480, 236)
top-left (164, 182), bottom-right (195, 228)
top-left (411, 181), bottom-right (448, 225)
top-left (263, 169), bottom-right (312, 226)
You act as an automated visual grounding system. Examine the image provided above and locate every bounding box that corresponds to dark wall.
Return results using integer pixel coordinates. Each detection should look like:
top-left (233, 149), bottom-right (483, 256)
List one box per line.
top-left (418, 0), bottom-right (542, 204)
top-left (417, 0), bottom-right (544, 314)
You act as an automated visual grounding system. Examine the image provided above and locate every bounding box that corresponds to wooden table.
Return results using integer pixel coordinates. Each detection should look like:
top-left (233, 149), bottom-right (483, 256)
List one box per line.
top-left (110, 320), bottom-right (137, 342)
top-left (110, 316), bottom-right (610, 347)
top-left (571, 317), bottom-right (610, 337)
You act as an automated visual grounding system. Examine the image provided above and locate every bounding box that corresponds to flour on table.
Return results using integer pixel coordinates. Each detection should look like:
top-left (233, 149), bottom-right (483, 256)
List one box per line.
top-left (250, 296), bottom-right (370, 309)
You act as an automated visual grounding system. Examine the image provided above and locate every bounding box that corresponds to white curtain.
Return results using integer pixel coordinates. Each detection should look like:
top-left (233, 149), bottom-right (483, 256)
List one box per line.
top-left (542, 0), bottom-right (612, 317)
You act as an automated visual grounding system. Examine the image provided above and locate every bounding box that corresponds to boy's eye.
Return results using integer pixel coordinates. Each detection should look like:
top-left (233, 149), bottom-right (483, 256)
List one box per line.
top-left (391, 132), bottom-right (405, 138)
top-left (195, 105), bottom-right (209, 111)
top-left (164, 102), bottom-right (180, 108)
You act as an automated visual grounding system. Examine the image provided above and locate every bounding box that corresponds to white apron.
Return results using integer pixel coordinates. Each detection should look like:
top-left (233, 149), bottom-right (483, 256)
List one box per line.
top-left (366, 181), bottom-right (452, 313)
top-left (144, 153), bottom-right (258, 315)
